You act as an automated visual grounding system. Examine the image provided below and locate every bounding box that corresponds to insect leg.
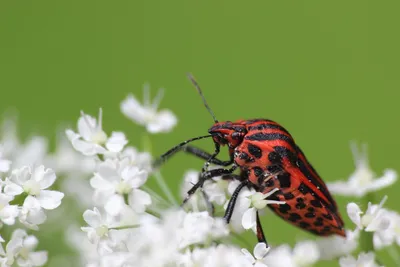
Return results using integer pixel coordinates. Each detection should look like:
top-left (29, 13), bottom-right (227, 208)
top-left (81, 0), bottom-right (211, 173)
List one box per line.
top-left (184, 146), bottom-right (233, 166)
top-left (183, 165), bottom-right (237, 204)
top-left (223, 180), bottom-right (248, 223)
top-left (256, 210), bottom-right (268, 246)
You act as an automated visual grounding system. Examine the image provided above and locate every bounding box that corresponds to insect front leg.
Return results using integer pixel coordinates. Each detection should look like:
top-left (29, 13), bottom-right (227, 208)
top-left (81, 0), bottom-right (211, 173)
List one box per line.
top-left (184, 145), bottom-right (233, 166)
top-left (223, 180), bottom-right (248, 223)
top-left (183, 165), bottom-right (237, 204)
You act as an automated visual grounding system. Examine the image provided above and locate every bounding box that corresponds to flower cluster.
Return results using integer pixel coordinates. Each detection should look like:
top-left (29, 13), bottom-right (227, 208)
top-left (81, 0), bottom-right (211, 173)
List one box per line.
top-left (1, 83), bottom-right (400, 267)
top-left (0, 119), bottom-right (66, 266)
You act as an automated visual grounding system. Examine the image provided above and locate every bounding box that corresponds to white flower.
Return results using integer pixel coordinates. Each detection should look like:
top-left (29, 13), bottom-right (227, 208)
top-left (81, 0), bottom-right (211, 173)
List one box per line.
top-left (242, 188), bottom-right (285, 230)
top-left (116, 146), bottom-right (152, 172)
top-left (347, 196), bottom-right (390, 232)
top-left (328, 143), bottom-right (397, 197)
top-left (373, 209), bottom-right (400, 249)
top-left (316, 229), bottom-right (359, 260)
top-left (90, 158), bottom-right (150, 215)
top-left (66, 109), bottom-right (128, 156)
top-left (241, 242), bottom-right (270, 267)
top-left (120, 85), bottom-right (177, 133)
top-left (4, 165), bottom-right (64, 210)
top-left (263, 241), bottom-right (320, 267)
top-left (19, 196), bottom-right (47, 230)
top-left (0, 229), bottom-right (47, 267)
top-left (81, 208), bottom-right (115, 244)
top-left (0, 192), bottom-right (18, 226)
top-left (339, 252), bottom-right (381, 267)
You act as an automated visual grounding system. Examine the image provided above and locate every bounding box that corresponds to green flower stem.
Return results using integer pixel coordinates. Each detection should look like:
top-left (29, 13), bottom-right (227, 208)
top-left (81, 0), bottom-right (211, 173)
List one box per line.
top-left (359, 231), bottom-right (374, 252)
top-left (154, 171), bottom-right (178, 206)
top-left (111, 224), bottom-right (140, 230)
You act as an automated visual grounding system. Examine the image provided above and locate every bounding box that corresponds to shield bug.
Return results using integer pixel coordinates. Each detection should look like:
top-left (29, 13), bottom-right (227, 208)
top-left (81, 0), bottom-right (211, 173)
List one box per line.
top-left (154, 74), bottom-right (345, 245)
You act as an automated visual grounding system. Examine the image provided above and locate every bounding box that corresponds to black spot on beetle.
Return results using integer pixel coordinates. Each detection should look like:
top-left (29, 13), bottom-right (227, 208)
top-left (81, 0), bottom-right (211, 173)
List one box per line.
top-left (277, 172), bottom-right (291, 188)
top-left (248, 144), bottom-right (262, 159)
top-left (298, 183), bottom-right (309, 194)
top-left (310, 199), bottom-right (323, 208)
top-left (288, 213), bottom-right (302, 222)
top-left (278, 204), bottom-right (291, 214)
top-left (305, 212), bottom-right (316, 218)
top-left (298, 221), bottom-right (311, 228)
top-left (283, 193), bottom-right (295, 200)
top-left (268, 151), bottom-right (282, 164)
top-left (296, 202), bottom-right (306, 210)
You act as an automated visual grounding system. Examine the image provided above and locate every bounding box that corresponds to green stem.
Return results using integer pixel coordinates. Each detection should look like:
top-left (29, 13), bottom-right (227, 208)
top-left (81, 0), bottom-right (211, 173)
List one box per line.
top-left (111, 224), bottom-right (140, 230)
top-left (154, 171), bottom-right (178, 206)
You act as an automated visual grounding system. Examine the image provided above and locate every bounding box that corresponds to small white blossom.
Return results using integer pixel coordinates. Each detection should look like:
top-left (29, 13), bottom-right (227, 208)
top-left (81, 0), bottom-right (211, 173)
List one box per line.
top-left (90, 158), bottom-right (150, 215)
top-left (373, 209), bottom-right (400, 249)
top-left (241, 242), bottom-right (270, 267)
top-left (339, 252), bottom-right (381, 267)
top-left (81, 208), bottom-right (115, 244)
top-left (347, 196), bottom-right (390, 232)
top-left (242, 188), bottom-right (285, 231)
top-left (19, 196), bottom-right (47, 230)
top-left (0, 229), bottom-right (47, 267)
top-left (118, 146), bottom-right (152, 172)
top-left (4, 165), bottom-right (64, 210)
top-left (66, 109), bottom-right (128, 156)
top-left (0, 191), bottom-right (19, 226)
top-left (120, 85), bottom-right (177, 133)
top-left (328, 143), bottom-right (397, 197)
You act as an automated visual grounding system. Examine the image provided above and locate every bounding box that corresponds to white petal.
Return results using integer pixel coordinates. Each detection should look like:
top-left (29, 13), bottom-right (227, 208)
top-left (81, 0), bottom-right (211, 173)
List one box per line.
top-left (4, 183), bottom-right (23, 196)
top-left (36, 167), bottom-right (56, 189)
top-left (128, 189), bottom-right (151, 213)
top-left (120, 95), bottom-right (147, 124)
top-left (347, 203), bottom-right (363, 229)
top-left (23, 235), bottom-right (38, 250)
top-left (13, 166), bottom-right (31, 184)
top-left (78, 113), bottom-right (96, 141)
top-left (242, 208), bottom-right (256, 230)
top-left (253, 242), bottom-right (269, 260)
top-left (105, 132), bottom-right (128, 153)
top-left (146, 110), bottom-right (177, 133)
top-left (104, 195), bottom-right (125, 216)
top-left (90, 174), bottom-right (113, 191)
top-left (28, 251), bottom-right (48, 266)
top-left (36, 190), bottom-right (64, 209)
top-left (83, 208), bottom-right (102, 227)
top-left (328, 181), bottom-right (361, 196)
top-left (241, 248), bottom-right (256, 264)
top-left (366, 169), bottom-right (397, 192)
top-left (71, 138), bottom-right (106, 156)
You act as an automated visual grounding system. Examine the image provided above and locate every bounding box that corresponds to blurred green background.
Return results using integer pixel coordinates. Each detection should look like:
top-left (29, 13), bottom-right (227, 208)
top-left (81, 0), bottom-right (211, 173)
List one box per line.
top-left (0, 1), bottom-right (399, 266)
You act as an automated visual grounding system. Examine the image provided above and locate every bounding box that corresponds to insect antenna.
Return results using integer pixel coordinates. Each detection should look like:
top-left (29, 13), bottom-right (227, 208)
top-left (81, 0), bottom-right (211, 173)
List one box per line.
top-left (187, 73), bottom-right (218, 123)
top-left (153, 134), bottom-right (214, 168)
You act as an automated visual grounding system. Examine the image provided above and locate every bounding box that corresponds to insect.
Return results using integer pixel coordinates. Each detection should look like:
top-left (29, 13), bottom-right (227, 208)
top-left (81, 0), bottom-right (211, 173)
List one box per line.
top-left (154, 74), bottom-right (345, 245)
